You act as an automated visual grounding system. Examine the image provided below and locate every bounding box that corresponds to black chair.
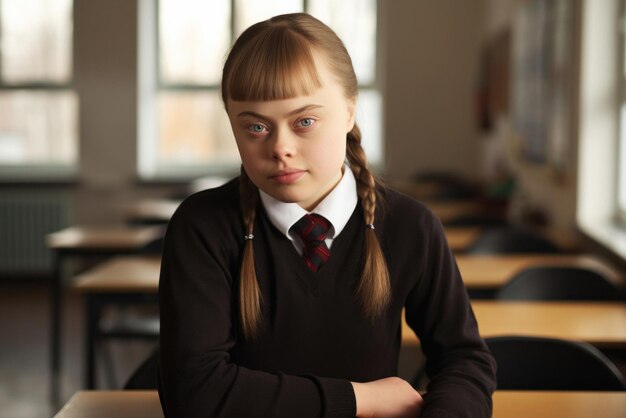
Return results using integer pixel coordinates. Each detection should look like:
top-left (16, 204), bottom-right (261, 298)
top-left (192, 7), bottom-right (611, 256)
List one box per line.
top-left (124, 346), bottom-right (159, 390)
top-left (445, 214), bottom-right (508, 227)
top-left (486, 336), bottom-right (626, 391)
top-left (496, 266), bottom-right (625, 301)
top-left (412, 171), bottom-right (478, 200)
top-left (466, 226), bottom-right (561, 254)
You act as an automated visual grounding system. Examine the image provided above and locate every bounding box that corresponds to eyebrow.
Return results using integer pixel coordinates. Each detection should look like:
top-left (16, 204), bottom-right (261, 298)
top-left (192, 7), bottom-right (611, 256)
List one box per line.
top-left (236, 104), bottom-right (323, 119)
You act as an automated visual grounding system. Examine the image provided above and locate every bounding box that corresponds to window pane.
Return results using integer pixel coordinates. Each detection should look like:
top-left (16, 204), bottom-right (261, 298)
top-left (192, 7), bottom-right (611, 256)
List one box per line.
top-left (0, 0), bottom-right (72, 84)
top-left (159, 0), bottom-right (230, 85)
top-left (356, 89), bottom-right (382, 165)
top-left (235, 0), bottom-right (302, 37)
top-left (619, 104), bottom-right (626, 212)
top-left (157, 91), bottom-right (238, 165)
top-left (0, 91), bottom-right (78, 164)
top-left (308, 0), bottom-right (377, 85)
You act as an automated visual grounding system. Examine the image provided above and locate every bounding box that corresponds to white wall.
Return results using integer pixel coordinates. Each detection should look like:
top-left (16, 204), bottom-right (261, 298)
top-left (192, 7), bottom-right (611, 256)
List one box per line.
top-left (382, 0), bottom-right (485, 180)
top-left (72, 0), bottom-right (178, 225)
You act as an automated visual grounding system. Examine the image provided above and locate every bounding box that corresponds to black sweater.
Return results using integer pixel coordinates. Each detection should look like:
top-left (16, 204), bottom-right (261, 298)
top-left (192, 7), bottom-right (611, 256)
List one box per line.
top-left (158, 178), bottom-right (496, 417)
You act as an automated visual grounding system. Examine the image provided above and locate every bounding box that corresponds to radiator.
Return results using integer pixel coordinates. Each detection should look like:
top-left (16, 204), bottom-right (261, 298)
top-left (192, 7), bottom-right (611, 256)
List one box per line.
top-left (0, 191), bottom-right (70, 276)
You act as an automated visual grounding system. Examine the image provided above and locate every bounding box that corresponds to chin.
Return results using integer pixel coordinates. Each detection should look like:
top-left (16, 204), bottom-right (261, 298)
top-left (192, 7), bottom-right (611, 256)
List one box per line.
top-left (263, 185), bottom-right (307, 203)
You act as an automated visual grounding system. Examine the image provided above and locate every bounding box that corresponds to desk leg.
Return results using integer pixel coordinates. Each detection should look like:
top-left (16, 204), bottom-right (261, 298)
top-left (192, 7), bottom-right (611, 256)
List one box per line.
top-left (50, 252), bottom-right (62, 404)
top-left (85, 294), bottom-right (100, 389)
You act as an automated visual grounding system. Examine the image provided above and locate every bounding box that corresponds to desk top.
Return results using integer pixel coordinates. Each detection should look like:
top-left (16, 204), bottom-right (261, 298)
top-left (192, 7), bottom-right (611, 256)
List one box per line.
top-left (54, 391), bottom-right (163, 418)
top-left (73, 253), bottom-right (624, 294)
top-left (46, 225), bottom-right (165, 251)
top-left (124, 199), bottom-right (181, 222)
top-left (492, 391), bottom-right (626, 418)
top-left (455, 254), bottom-right (624, 288)
top-left (73, 256), bottom-right (161, 293)
top-left (402, 301), bottom-right (626, 348)
top-left (445, 227), bottom-right (483, 251)
top-left (54, 390), bottom-right (626, 418)
top-left (73, 258), bottom-right (626, 348)
top-left (426, 200), bottom-right (481, 222)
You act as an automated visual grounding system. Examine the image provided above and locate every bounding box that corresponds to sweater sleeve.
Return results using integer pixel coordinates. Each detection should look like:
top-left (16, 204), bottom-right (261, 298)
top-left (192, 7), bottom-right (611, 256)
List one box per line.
top-left (404, 216), bottom-right (497, 418)
top-left (157, 196), bottom-right (356, 418)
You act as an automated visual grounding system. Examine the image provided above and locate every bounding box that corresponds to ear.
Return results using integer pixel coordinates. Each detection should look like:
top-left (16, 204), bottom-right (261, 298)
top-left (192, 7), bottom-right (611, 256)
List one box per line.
top-left (346, 97), bottom-right (356, 132)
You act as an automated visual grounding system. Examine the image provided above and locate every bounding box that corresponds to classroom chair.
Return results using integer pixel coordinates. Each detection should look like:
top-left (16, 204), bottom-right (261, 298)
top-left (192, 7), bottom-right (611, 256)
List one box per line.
top-left (495, 266), bottom-right (625, 301)
top-left (445, 214), bottom-right (508, 227)
top-left (486, 336), bottom-right (626, 391)
top-left (465, 226), bottom-right (561, 254)
top-left (412, 171), bottom-right (478, 200)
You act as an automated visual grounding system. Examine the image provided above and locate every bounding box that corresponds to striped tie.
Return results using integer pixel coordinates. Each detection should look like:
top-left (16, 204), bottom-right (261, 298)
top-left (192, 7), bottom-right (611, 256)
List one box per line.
top-left (291, 214), bottom-right (331, 272)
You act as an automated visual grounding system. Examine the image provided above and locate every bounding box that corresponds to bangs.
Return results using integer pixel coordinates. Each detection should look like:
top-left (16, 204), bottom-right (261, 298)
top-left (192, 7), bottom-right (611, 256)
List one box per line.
top-left (223, 25), bottom-right (323, 102)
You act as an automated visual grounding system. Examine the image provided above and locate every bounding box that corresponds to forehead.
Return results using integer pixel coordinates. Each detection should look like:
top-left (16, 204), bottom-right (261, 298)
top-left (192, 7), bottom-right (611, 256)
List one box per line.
top-left (227, 56), bottom-right (347, 116)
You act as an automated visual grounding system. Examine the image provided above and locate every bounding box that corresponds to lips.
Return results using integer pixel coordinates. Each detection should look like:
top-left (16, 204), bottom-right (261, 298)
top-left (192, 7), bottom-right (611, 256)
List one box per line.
top-left (270, 169), bottom-right (306, 185)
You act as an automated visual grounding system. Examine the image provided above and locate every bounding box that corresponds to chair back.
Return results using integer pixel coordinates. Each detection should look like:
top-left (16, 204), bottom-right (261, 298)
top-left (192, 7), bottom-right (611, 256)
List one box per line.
top-left (486, 336), bottom-right (626, 391)
top-left (496, 266), bottom-right (625, 301)
top-left (445, 214), bottom-right (508, 227)
top-left (466, 226), bottom-right (561, 254)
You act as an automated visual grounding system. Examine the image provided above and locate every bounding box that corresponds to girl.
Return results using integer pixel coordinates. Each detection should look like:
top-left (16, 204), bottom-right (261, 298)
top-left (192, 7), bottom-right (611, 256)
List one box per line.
top-left (159, 13), bottom-right (496, 418)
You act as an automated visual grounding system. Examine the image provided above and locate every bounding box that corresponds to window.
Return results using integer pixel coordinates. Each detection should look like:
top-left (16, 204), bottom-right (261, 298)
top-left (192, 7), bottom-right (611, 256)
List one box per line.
top-left (0, 0), bottom-right (78, 179)
top-left (576, 0), bottom-right (626, 259)
top-left (138, 0), bottom-right (381, 180)
top-left (619, 0), bottom-right (626, 220)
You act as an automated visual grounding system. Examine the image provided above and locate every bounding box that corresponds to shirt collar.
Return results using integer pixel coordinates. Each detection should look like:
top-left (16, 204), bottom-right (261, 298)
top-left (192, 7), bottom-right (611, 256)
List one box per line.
top-left (259, 165), bottom-right (358, 240)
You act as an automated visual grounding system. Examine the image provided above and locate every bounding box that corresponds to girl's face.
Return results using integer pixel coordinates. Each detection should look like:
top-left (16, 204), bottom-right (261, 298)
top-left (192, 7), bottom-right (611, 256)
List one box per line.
top-left (227, 54), bottom-right (356, 212)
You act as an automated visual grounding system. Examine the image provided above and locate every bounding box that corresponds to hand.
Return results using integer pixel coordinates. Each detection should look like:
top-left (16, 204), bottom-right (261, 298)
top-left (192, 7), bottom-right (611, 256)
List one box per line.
top-left (351, 377), bottom-right (424, 417)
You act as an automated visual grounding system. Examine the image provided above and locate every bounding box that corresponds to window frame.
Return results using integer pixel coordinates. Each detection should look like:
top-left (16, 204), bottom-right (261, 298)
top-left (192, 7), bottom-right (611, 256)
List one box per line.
top-left (617, 0), bottom-right (626, 224)
top-left (0, 0), bottom-right (79, 181)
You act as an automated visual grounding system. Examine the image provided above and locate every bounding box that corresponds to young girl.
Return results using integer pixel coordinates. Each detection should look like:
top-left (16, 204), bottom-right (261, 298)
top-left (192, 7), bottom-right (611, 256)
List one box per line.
top-left (158, 13), bottom-right (496, 418)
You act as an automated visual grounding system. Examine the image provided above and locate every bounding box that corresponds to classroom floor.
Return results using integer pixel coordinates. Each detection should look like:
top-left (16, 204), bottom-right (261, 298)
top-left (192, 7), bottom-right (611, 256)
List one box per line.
top-left (0, 280), bottom-right (155, 418)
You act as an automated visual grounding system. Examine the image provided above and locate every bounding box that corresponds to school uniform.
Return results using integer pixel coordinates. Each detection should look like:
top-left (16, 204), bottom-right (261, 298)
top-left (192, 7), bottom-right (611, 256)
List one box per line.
top-left (158, 168), bottom-right (496, 418)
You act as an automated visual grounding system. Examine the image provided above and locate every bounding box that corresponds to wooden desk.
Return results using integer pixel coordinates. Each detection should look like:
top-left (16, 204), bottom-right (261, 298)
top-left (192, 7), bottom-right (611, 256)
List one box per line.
top-left (73, 249), bottom-right (625, 295)
top-left (55, 390), bottom-right (626, 418)
top-left (74, 256), bottom-right (161, 293)
top-left (47, 225), bottom-right (165, 250)
top-left (445, 227), bottom-right (482, 251)
top-left (492, 391), bottom-right (626, 418)
top-left (47, 226), bottom-right (164, 399)
top-left (427, 200), bottom-right (481, 223)
top-left (74, 256), bottom-right (161, 389)
top-left (124, 199), bottom-right (180, 223)
top-left (55, 391), bottom-right (163, 418)
top-left (402, 301), bottom-right (626, 348)
top-left (76, 256), bottom-right (626, 351)
top-left (455, 254), bottom-right (624, 289)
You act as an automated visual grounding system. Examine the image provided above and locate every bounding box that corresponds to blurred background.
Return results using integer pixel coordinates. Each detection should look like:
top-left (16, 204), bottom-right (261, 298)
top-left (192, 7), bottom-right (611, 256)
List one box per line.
top-left (2, 0), bottom-right (626, 417)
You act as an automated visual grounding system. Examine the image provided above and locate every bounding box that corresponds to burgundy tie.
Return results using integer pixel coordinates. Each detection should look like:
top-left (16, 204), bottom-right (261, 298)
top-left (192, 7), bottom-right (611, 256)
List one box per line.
top-left (291, 214), bottom-right (331, 272)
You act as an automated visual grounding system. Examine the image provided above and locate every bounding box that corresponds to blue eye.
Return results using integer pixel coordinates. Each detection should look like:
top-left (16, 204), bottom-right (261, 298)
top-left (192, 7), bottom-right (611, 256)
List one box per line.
top-left (248, 124), bottom-right (267, 134)
top-left (298, 118), bottom-right (315, 128)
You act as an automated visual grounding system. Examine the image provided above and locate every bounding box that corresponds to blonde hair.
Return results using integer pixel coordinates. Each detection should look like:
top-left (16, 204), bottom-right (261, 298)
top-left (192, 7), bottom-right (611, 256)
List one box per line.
top-left (222, 13), bottom-right (390, 339)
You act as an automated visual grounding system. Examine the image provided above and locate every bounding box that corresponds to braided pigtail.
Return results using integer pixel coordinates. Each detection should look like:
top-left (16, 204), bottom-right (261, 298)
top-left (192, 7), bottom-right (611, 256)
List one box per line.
top-left (239, 167), bottom-right (262, 339)
top-left (346, 124), bottom-right (391, 320)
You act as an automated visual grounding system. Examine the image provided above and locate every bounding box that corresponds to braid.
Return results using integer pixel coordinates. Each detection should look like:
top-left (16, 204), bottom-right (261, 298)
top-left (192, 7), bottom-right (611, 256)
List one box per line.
top-left (239, 167), bottom-right (262, 339)
top-left (346, 124), bottom-right (391, 320)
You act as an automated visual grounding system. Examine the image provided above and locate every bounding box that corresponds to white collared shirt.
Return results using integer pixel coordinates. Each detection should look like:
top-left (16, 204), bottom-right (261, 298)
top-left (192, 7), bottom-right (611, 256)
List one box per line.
top-left (259, 166), bottom-right (358, 255)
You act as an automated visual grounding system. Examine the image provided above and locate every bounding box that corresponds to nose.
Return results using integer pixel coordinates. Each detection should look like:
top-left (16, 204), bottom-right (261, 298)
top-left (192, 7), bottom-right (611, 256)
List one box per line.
top-left (270, 129), bottom-right (296, 160)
